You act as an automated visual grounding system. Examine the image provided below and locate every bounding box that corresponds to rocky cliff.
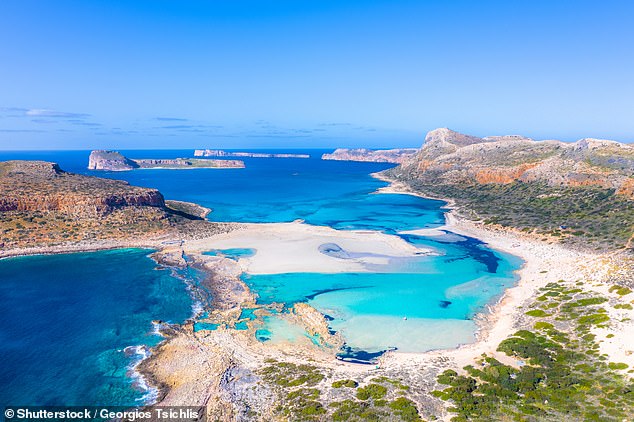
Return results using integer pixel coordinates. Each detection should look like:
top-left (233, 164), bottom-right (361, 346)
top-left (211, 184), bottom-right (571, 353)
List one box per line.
top-left (88, 150), bottom-right (139, 170)
top-left (1, 160), bottom-right (165, 217)
top-left (385, 128), bottom-right (634, 249)
top-left (88, 150), bottom-right (245, 170)
top-left (0, 160), bottom-right (233, 250)
top-left (321, 148), bottom-right (418, 164)
top-left (393, 128), bottom-right (634, 196)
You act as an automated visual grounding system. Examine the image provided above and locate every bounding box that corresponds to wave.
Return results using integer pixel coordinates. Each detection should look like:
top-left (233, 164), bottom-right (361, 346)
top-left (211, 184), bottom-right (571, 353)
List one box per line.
top-left (124, 345), bottom-right (159, 406)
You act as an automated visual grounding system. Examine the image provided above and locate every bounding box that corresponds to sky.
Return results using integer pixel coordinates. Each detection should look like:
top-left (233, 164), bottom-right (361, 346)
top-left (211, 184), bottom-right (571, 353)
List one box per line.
top-left (0, 0), bottom-right (633, 150)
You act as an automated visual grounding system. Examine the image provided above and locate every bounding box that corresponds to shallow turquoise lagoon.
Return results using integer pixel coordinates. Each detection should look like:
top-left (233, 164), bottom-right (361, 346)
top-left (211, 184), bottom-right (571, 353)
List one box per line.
top-left (0, 249), bottom-right (194, 407)
top-left (0, 150), bottom-right (524, 388)
top-left (244, 235), bottom-right (522, 354)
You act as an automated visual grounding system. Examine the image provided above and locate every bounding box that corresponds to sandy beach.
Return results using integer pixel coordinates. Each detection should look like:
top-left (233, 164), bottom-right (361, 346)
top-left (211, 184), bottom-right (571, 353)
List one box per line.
top-left (182, 221), bottom-right (430, 274)
top-left (146, 175), bottom-right (634, 420)
top-left (4, 176), bottom-right (630, 421)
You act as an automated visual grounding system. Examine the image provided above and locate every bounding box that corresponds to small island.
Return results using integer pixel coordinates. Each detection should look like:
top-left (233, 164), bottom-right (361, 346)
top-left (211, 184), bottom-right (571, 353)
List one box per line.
top-left (88, 150), bottom-right (245, 171)
top-left (194, 149), bottom-right (309, 158)
top-left (321, 148), bottom-right (418, 164)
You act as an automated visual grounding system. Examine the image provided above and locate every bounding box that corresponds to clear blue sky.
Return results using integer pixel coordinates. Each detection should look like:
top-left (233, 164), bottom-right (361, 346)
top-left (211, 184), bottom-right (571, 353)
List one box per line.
top-left (1, 0), bottom-right (633, 150)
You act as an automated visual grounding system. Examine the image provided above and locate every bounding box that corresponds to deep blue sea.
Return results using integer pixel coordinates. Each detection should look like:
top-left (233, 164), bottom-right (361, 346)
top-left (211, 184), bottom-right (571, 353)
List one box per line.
top-left (0, 149), bottom-right (522, 404)
top-left (0, 249), bottom-right (193, 407)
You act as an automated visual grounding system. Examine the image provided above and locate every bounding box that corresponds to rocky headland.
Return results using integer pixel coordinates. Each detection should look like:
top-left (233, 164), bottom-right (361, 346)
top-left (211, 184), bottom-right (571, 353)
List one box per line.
top-left (392, 128), bottom-right (634, 193)
top-left (194, 149), bottom-right (309, 159)
top-left (322, 148), bottom-right (418, 164)
top-left (384, 128), bottom-right (634, 250)
top-left (88, 150), bottom-right (245, 171)
top-left (0, 160), bottom-right (235, 253)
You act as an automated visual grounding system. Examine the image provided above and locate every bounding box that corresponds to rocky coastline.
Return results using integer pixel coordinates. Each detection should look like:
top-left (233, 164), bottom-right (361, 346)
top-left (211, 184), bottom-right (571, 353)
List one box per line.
top-left (321, 148), bottom-right (418, 163)
top-left (88, 150), bottom-right (245, 171)
top-left (194, 149), bottom-right (309, 159)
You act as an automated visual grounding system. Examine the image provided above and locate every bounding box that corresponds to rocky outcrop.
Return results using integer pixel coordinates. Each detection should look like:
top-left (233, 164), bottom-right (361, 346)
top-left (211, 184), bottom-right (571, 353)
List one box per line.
top-left (88, 150), bottom-right (245, 171)
top-left (88, 150), bottom-right (139, 171)
top-left (394, 128), bottom-right (634, 198)
top-left (0, 160), bottom-right (165, 217)
top-left (133, 158), bottom-right (245, 168)
top-left (321, 148), bottom-right (418, 164)
top-left (194, 149), bottom-right (309, 159)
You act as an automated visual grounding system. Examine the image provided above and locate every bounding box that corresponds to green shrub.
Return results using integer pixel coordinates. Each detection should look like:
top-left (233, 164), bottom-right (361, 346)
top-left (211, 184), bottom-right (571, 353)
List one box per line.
top-left (388, 397), bottom-right (421, 421)
top-left (356, 383), bottom-right (388, 400)
top-left (525, 309), bottom-right (550, 317)
top-left (332, 379), bottom-right (358, 388)
top-left (609, 285), bottom-right (633, 296)
top-left (608, 362), bottom-right (628, 370)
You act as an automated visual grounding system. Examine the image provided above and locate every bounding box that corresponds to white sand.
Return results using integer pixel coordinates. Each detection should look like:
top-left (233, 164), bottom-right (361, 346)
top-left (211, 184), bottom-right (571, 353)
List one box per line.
top-left (183, 221), bottom-right (430, 274)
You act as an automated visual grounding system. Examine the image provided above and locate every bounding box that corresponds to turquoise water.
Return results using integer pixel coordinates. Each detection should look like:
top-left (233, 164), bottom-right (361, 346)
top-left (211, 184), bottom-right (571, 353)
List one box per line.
top-left (0, 150), bottom-right (523, 396)
top-left (0, 249), bottom-right (194, 407)
top-left (244, 234), bottom-right (521, 354)
top-left (203, 248), bottom-right (256, 260)
top-left (238, 308), bottom-right (258, 320)
top-left (193, 322), bottom-right (220, 332)
top-left (0, 150), bottom-right (445, 232)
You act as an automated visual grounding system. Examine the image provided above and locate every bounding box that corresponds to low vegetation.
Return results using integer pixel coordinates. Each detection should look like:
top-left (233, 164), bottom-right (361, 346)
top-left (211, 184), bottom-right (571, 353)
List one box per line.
top-left (259, 361), bottom-right (421, 421)
top-left (433, 282), bottom-right (634, 421)
top-left (391, 178), bottom-right (634, 251)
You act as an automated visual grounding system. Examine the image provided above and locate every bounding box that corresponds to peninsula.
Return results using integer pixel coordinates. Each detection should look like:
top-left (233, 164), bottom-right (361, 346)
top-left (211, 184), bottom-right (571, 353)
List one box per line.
top-left (194, 149), bottom-right (309, 159)
top-left (322, 148), bottom-right (418, 164)
top-left (139, 129), bottom-right (634, 421)
top-left (88, 150), bottom-right (245, 171)
top-left (384, 128), bottom-right (634, 249)
top-left (0, 160), bottom-right (233, 254)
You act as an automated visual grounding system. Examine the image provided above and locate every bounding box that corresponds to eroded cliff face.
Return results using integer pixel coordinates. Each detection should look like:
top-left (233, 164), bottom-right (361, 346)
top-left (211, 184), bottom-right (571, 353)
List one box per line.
top-left (88, 150), bottom-right (139, 171)
top-left (0, 160), bottom-right (235, 251)
top-left (396, 128), bottom-right (634, 198)
top-left (0, 160), bottom-right (165, 217)
top-left (88, 150), bottom-right (245, 170)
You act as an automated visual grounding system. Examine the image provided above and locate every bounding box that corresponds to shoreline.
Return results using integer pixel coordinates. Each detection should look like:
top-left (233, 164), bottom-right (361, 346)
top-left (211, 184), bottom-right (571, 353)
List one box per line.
top-left (372, 173), bottom-right (576, 349)
top-left (371, 173), bottom-right (613, 371)
top-left (2, 172), bottom-right (626, 420)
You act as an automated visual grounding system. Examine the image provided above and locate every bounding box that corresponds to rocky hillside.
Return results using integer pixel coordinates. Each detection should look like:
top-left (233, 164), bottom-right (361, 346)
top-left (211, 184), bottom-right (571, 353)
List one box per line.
top-left (0, 160), bottom-right (165, 216)
top-left (385, 128), bottom-right (634, 250)
top-left (394, 128), bottom-right (634, 195)
top-left (88, 150), bottom-right (245, 171)
top-left (322, 148), bottom-right (418, 164)
top-left (0, 160), bottom-right (232, 250)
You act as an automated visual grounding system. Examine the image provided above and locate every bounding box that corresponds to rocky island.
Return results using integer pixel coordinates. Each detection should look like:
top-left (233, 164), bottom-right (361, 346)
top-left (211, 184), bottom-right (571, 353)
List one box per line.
top-left (194, 149), bottom-right (309, 158)
top-left (322, 148), bottom-right (418, 163)
top-left (88, 150), bottom-right (245, 171)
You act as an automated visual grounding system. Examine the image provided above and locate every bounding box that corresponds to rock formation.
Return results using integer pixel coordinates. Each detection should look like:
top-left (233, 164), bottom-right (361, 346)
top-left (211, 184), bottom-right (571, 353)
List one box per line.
top-left (0, 160), bottom-right (233, 251)
top-left (321, 148), bottom-right (418, 164)
top-left (1, 160), bottom-right (165, 216)
top-left (88, 150), bottom-right (139, 171)
top-left (394, 128), bottom-right (634, 197)
top-left (88, 150), bottom-right (245, 171)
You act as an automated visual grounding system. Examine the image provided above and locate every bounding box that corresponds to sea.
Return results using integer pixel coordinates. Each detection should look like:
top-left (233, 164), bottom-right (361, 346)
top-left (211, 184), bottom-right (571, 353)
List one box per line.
top-left (0, 149), bottom-right (522, 406)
